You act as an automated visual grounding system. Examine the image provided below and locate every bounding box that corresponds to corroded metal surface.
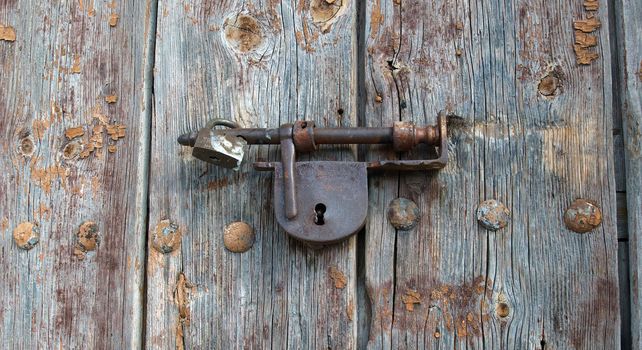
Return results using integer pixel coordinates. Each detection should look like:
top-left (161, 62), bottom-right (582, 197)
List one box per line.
top-left (564, 199), bottom-right (603, 233)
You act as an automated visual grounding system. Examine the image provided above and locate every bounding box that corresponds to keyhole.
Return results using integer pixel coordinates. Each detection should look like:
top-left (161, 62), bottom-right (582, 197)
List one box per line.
top-left (314, 203), bottom-right (326, 225)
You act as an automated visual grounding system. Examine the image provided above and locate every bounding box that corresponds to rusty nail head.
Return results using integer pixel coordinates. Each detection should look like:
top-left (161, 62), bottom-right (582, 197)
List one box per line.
top-left (388, 198), bottom-right (420, 230)
top-left (224, 221), bottom-right (255, 253)
top-left (77, 221), bottom-right (100, 250)
top-left (152, 219), bottom-right (181, 253)
top-left (476, 199), bottom-right (510, 231)
top-left (564, 199), bottom-right (602, 233)
top-left (13, 222), bottom-right (40, 250)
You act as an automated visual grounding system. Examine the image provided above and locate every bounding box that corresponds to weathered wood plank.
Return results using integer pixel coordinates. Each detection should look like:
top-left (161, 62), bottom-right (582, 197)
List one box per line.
top-left (0, 0), bottom-right (152, 348)
top-left (364, 0), bottom-right (620, 348)
top-left (615, 0), bottom-right (642, 345)
top-left (146, 0), bottom-right (357, 348)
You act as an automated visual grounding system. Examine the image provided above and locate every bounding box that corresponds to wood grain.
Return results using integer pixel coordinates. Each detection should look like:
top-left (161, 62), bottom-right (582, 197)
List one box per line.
top-left (363, 0), bottom-right (620, 348)
top-left (0, 0), bottom-right (152, 348)
top-left (146, 0), bottom-right (358, 348)
top-left (615, 0), bottom-right (642, 346)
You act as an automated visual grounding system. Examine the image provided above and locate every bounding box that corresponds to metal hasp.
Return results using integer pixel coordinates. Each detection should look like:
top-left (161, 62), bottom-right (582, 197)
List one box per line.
top-left (178, 113), bottom-right (449, 247)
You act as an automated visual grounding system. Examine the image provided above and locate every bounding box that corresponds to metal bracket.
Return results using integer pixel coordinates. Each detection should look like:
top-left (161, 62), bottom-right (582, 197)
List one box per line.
top-left (179, 113), bottom-right (449, 247)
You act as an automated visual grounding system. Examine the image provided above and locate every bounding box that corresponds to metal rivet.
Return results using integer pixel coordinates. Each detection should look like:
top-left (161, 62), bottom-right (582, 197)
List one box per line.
top-left (564, 199), bottom-right (602, 233)
top-left (152, 219), bottom-right (181, 253)
top-left (476, 199), bottom-right (510, 231)
top-left (74, 221), bottom-right (100, 259)
top-left (224, 221), bottom-right (255, 253)
top-left (13, 222), bottom-right (40, 250)
top-left (387, 198), bottom-right (420, 230)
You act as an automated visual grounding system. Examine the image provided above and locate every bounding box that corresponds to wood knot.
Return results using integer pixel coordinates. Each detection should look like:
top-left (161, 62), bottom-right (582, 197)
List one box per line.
top-left (223, 14), bottom-right (264, 53)
top-left (538, 66), bottom-right (564, 97)
top-left (62, 140), bottom-right (83, 160)
top-left (13, 222), bottom-right (40, 250)
top-left (223, 221), bottom-right (254, 253)
top-left (310, 0), bottom-right (346, 32)
top-left (152, 219), bottom-right (182, 254)
top-left (18, 135), bottom-right (35, 157)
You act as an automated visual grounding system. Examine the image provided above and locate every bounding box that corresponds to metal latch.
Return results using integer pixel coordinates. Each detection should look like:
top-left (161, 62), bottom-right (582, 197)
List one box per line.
top-left (178, 113), bottom-right (448, 247)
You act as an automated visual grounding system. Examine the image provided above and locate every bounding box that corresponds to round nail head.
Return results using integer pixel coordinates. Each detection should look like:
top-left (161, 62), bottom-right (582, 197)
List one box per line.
top-left (224, 221), bottom-right (255, 253)
top-left (476, 199), bottom-right (510, 231)
top-left (387, 198), bottom-right (420, 230)
top-left (13, 222), bottom-right (40, 250)
top-left (564, 199), bottom-right (602, 233)
top-left (152, 220), bottom-right (182, 254)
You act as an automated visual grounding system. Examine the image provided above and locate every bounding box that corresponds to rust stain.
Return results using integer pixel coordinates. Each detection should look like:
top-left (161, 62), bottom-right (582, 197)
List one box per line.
top-left (428, 276), bottom-right (492, 338)
top-left (572, 16), bottom-right (600, 65)
top-left (0, 25), bottom-right (16, 42)
top-left (175, 273), bottom-right (194, 350)
top-left (64, 126), bottom-right (85, 140)
top-left (108, 13), bottom-right (119, 27)
top-left (401, 289), bottom-right (421, 311)
top-left (584, 0), bottom-right (599, 11)
top-left (369, 0), bottom-right (383, 39)
top-left (346, 299), bottom-right (354, 321)
top-left (71, 55), bottom-right (81, 73)
top-left (80, 124), bottom-right (104, 158)
top-left (31, 165), bottom-right (69, 193)
top-left (575, 31), bottom-right (597, 48)
top-left (573, 17), bottom-right (601, 33)
top-left (329, 266), bottom-right (347, 289)
top-left (105, 94), bottom-right (118, 103)
top-left (36, 204), bottom-right (51, 221)
top-left (1, 217), bottom-right (8, 237)
top-left (106, 123), bottom-right (126, 140)
top-left (32, 119), bottom-right (50, 139)
top-left (206, 177), bottom-right (229, 190)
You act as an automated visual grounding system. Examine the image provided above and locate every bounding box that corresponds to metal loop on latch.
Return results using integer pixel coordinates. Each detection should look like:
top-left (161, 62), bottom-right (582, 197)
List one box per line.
top-left (205, 118), bottom-right (240, 130)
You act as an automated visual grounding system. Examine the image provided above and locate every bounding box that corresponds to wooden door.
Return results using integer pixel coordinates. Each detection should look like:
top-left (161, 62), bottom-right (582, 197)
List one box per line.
top-left (1, 0), bottom-right (639, 348)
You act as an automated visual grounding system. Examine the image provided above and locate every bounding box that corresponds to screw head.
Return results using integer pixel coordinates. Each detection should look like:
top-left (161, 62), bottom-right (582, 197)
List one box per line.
top-left (224, 221), bottom-right (255, 253)
top-left (476, 199), bottom-right (510, 231)
top-left (387, 198), bottom-right (420, 230)
top-left (13, 222), bottom-right (40, 250)
top-left (564, 199), bottom-right (602, 233)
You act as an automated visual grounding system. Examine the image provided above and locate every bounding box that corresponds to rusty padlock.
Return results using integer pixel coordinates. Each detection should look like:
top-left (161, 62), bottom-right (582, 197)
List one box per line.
top-left (179, 119), bottom-right (248, 170)
top-left (179, 113), bottom-right (448, 247)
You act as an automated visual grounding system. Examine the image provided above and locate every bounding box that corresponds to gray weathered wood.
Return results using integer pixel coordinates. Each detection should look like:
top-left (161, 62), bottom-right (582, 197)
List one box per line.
top-left (146, 0), bottom-right (358, 348)
top-left (0, 0), bottom-right (152, 348)
top-left (364, 0), bottom-right (620, 348)
top-left (615, 0), bottom-right (642, 345)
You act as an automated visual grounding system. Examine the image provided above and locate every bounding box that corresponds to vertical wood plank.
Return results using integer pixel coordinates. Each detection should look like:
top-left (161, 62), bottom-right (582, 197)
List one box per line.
top-left (364, 0), bottom-right (620, 348)
top-left (0, 0), bottom-right (152, 348)
top-left (146, 0), bottom-right (357, 348)
top-left (615, 0), bottom-right (642, 345)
